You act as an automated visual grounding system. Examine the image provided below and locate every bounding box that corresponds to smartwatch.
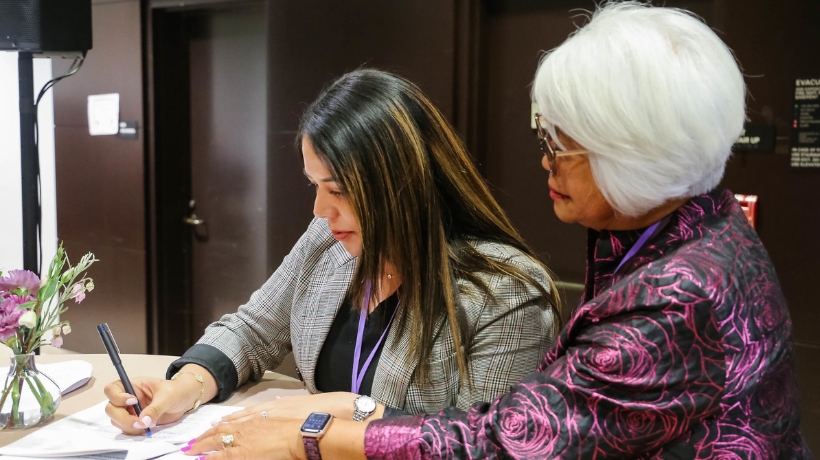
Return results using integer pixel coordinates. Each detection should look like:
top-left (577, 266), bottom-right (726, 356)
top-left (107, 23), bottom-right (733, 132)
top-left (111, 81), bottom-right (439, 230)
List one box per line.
top-left (353, 395), bottom-right (377, 422)
top-left (301, 412), bottom-right (334, 460)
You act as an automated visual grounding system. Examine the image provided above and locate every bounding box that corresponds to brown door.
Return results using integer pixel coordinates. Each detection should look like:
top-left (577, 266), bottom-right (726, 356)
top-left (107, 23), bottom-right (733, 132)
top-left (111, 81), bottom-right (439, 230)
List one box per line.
top-left (150, 2), bottom-right (268, 354)
top-left (186, 6), bottom-right (269, 336)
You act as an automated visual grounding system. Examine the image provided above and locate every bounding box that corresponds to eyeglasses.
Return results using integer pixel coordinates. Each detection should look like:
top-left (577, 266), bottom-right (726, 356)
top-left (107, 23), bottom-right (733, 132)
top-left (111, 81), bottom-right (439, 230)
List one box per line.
top-left (534, 113), bottom-right (589, 176)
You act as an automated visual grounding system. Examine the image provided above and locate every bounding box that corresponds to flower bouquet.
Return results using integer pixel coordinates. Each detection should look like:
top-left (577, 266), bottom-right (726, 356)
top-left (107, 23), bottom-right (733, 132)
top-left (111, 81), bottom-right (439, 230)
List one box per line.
top-left (0, 244), bottom-right (97, 429)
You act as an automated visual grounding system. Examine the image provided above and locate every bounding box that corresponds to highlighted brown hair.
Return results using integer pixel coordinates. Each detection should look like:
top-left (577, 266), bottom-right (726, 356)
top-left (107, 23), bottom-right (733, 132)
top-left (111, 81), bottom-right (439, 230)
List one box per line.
top-left (298, 69), bottom-right (560, 384)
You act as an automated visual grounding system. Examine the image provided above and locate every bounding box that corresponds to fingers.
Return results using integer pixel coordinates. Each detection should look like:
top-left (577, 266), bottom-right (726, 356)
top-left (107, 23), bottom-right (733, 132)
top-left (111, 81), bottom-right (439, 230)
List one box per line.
top-left (198, 447), bottom-right (246, 460)
top-left (192, 423), bottom-right (223, 450)
top-left (187, 418), bottom-right (299, 460)
top-left (217, 410), bottom-right (247, 424)
top-left (189, 424), bottom-right (239, 454)
top-left (219, 409), bottom-right (255, 424)
top-left (105, 402), bottom-right (145, 435)
top-left (216, 414), bottom-right (257, 426)
top-left (134, 399), bottom-right (170, 431)
top-left (103, 378), bottom-right (161, 433)
top-left (104, 380), bottom-right (143, 434)
top-left (103, 380), bottom-right (136, 407)
top-left (219, 396), bottom-right (280, 423)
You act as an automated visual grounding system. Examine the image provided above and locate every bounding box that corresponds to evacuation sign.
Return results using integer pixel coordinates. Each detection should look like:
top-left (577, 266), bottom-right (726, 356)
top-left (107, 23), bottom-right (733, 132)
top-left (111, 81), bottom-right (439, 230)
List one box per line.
top-left (790, 78), bottom-right (820, 168)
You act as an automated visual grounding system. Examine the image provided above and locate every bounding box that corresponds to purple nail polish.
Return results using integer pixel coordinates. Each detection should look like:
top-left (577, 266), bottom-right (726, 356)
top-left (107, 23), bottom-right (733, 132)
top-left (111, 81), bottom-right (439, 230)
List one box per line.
top-left (188, 438), bottom-right (197, 445)
top-left (180, 446), bottom-right (191, 452)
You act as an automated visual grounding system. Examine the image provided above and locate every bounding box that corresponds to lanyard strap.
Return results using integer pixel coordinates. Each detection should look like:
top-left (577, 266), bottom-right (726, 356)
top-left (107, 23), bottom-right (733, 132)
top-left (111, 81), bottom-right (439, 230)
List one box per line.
top-left (614, 221), bottom-right (660, 274)
top-left (351, 282), bottom-right (399, 394)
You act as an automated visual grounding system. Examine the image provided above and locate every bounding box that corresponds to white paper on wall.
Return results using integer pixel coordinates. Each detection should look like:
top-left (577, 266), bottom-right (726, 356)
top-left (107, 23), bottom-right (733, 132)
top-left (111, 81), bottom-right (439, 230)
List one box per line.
top-left (87, 93), bottom-right (120, 136)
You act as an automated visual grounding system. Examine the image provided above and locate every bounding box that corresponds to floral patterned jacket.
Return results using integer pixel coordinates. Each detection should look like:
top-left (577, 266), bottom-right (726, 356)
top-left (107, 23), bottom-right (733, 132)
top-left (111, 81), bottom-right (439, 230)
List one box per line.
top-left (364, 188), bottom-right (811, 459)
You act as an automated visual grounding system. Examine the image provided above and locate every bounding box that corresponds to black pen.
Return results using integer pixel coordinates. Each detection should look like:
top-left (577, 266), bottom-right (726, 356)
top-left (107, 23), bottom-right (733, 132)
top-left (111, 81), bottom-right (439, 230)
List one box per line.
top-left (97, 323), bottom-right (152, 436)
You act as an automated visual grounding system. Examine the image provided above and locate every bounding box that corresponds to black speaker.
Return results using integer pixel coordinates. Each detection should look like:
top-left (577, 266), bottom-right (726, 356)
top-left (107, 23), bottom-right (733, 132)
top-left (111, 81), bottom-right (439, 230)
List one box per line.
top-left (0, 0), bottom-right (92, 56)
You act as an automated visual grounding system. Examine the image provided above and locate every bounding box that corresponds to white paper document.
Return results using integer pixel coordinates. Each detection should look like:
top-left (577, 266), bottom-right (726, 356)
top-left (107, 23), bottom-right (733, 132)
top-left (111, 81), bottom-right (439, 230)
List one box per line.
top-left (0, 400), bottom-right (242, 460)
top-left (1, 452), bottom-right (127, 460)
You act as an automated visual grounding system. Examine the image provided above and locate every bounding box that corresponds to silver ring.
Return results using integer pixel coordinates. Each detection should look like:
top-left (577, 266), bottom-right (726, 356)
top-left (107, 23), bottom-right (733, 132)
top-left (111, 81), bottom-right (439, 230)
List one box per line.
top-left (260, 411), bottom-right (268, 418)
top-left (221, 433), bottom-right (234, 449)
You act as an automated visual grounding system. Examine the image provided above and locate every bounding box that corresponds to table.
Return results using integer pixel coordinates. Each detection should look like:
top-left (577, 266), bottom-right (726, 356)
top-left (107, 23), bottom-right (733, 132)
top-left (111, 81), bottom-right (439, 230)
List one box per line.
top-left (0, 352), bottom-right (308, 446)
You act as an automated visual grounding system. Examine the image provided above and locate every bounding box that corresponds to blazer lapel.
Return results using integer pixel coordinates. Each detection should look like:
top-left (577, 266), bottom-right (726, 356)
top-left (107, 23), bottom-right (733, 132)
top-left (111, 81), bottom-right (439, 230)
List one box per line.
top-left (296, 241), bottom-right (357, 393)
top-left (370, 304), bottom-right (447, 411)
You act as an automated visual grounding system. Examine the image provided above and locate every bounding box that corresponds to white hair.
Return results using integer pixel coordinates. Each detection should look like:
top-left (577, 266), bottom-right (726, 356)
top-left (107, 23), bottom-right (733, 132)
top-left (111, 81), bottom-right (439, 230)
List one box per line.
top-left (533, 1), bottom-right (746, 217)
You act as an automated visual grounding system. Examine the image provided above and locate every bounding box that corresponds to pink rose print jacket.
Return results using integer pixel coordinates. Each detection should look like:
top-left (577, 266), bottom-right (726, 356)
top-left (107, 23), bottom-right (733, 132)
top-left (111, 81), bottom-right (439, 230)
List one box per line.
top-left (364, 188), bottom-right (811, 459)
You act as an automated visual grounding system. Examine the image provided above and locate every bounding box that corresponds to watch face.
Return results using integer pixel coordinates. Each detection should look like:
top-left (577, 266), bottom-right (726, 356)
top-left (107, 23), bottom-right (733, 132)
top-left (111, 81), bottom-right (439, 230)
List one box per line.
top-left (301, 412), bottom-right (333, 434)
top-left (356, 396), bottom-right (377, 412)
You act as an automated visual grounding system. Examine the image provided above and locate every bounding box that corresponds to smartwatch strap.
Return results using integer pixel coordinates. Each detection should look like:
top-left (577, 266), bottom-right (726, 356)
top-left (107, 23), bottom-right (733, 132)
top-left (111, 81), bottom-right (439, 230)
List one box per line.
top-left (303, 436), bottom-right (322, 460)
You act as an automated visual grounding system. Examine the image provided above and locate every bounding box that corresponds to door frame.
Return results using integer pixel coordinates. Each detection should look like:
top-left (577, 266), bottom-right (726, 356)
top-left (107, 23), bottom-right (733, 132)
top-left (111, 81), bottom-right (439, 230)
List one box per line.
top-left (145, 0), bottom-right (267, 355)
top-left (145, 3), bottom-right (195, 356)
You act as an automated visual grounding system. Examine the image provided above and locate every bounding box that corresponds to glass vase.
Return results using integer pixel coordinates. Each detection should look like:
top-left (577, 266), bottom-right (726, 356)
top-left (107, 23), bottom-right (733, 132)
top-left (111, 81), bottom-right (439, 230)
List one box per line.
top-left (0, 352), bottom-right (61, 429)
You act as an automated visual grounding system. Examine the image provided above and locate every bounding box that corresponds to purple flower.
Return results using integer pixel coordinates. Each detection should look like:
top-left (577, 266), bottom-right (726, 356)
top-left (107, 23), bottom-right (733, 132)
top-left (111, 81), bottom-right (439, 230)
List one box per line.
top-left (71, 284), bottom-right (86, 304)
top-left (0, 270), bottom-right (40, 298)
top-left (51, 335), bottom-right (63, 348)
top-left (0, 295), bottom-right (26, 340)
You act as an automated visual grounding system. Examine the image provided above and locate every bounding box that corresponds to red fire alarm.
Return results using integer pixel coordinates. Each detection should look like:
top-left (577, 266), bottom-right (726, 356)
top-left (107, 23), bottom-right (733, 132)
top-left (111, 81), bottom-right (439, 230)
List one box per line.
top-left (734, 194), bottom-right (758, 229)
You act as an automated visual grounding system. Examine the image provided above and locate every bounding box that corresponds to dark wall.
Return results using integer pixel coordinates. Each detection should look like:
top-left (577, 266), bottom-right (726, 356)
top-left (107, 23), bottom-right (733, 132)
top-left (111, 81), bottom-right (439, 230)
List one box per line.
top-left (53, 0), bottom-right (147, 353)
top-left (714, 0), bottom-right (820, 447)
top-left (265, 0), bottom-right (459, 270)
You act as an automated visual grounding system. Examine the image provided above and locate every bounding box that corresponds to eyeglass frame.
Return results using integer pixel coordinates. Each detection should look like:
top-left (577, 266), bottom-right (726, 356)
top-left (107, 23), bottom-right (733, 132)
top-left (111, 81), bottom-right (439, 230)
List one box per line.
top-left (534, 112), bottom-right (589, 176)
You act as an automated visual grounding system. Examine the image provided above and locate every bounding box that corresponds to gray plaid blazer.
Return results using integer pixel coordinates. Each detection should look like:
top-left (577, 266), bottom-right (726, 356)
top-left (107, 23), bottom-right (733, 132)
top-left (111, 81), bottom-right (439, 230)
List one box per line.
top-left (197, 218), bottom-right (556, 413)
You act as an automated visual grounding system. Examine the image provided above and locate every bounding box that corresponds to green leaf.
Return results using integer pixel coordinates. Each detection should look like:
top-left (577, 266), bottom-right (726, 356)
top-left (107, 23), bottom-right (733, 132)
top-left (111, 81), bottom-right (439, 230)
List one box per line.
top-left (37, 277), bottom-right (60, 303)
top-left (14, 300), bottom-right (37, 311)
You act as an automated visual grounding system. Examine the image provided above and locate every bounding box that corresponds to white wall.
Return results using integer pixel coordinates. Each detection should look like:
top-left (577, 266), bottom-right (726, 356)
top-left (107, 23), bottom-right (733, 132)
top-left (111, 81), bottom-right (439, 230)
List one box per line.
top-left (0, 52), bottom-right (58, 276)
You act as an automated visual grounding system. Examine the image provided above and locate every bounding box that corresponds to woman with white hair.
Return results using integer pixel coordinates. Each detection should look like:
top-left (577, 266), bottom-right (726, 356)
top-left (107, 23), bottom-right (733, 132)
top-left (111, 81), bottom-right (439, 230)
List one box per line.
top-left (184, 3), bottom-right (810, 458)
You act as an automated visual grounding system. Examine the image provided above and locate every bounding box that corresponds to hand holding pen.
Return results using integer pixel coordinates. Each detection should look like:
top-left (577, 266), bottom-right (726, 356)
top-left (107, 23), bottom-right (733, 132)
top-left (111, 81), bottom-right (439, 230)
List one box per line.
top-left (97, 323), bottom-right (152, 436)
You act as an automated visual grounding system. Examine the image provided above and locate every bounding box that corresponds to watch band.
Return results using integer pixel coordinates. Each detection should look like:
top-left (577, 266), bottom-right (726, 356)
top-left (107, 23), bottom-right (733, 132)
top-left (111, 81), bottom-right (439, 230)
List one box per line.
top-left (353, 408), bottom-right (368, 422)
top-left (302, 436), bottom-right (322, 460)
top-left (352, 395), bottom-right (376, 422)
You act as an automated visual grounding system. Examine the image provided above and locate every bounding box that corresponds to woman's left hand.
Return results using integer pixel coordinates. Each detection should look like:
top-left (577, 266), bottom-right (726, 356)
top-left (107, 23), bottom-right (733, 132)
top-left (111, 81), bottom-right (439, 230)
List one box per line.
top-left (186, 417), bottom-right (306, 460)
top-left (213, 392), bottom-right (357, 425)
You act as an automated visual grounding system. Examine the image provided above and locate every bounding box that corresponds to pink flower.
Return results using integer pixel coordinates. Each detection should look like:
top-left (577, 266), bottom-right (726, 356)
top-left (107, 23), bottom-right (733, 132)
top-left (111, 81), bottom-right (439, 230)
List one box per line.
top-left (0, 270), bottom-right (40, 298)
top-left (0, 295), bottom-right (26, 340)
top-left (494, 385), bottom-right (566, 457)
top-left (72, 284), bottom-right (86, 304)
top-left (51, 335), bottom-right (63, 348)
top-left (601, 406), bottom-right (681, 454)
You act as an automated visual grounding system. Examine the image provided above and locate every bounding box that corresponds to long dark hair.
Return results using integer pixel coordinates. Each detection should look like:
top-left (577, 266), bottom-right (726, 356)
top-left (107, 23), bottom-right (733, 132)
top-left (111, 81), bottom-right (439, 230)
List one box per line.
top-left (298, 69), bottom-right (560, 383)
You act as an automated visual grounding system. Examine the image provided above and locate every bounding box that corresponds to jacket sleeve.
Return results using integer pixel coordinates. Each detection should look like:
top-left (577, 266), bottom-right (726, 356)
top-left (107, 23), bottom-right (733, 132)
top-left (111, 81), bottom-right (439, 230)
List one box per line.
top-left (365, 270), bottom-right (727, 459)
top-left (178, 218), bottom-right (327, 396)
top-left (454, 252), bottom-right (557, 410)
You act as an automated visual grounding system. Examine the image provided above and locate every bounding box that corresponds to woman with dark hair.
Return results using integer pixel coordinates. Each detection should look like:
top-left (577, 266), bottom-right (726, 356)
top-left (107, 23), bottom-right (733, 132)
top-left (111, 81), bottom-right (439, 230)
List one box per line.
top-left (103, 69), bottom-right (560, 433)
top-left (185, 3), bottom-right (808, 459)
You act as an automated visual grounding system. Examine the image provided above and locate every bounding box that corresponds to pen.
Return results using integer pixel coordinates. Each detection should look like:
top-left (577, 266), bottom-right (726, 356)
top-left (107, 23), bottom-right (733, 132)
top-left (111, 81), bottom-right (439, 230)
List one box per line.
top-left (97, 323), bottom-right (152, 437)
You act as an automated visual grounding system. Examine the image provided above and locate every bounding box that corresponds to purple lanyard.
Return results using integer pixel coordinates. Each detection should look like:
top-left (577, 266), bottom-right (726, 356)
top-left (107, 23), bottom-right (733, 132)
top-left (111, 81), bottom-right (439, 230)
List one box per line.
top-left (351, 282), bottom-right (399, 394)
top-left (614, 221), bottom-right (660, 274)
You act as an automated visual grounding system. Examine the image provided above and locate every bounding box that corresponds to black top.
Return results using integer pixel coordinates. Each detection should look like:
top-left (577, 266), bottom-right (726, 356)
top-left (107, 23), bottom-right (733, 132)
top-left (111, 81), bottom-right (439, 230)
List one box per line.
top-left (315, 291), bottom-right (399, 395)
top-left (167, 291), bottom-right (400, 403)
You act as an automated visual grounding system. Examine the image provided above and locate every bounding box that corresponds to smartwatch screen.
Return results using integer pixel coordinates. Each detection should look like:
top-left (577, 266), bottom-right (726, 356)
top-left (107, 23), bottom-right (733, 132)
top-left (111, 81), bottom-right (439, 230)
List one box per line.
top-left (301, 412), bottom-right (333, 433)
